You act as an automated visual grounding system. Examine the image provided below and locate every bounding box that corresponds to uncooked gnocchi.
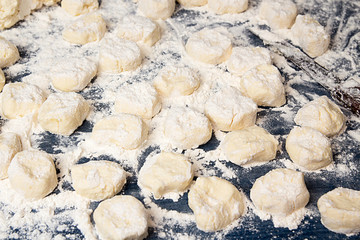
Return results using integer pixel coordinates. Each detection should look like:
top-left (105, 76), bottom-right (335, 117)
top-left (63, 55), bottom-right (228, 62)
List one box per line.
top-left (259, 0), bottom-right (298, 29)
top-left (208, 0), bottom-right (248, 14)
top-left (0, 36), bottom-right (19, 68)
top-left (177, 0), bottom-right (207, 7)
top-left (61, 0), bottom-right (99, 16)
top-left (0, 132), bottom-right (22, 180)
top-left (0, 69), bottom-right (5, 92)
top-left (138, 0), bottom-right (175, 20)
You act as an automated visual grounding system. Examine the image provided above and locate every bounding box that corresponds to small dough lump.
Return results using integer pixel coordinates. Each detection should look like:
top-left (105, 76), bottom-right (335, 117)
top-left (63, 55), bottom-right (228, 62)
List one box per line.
top-left (7, 149), bottom-right (57, 200)
top-left (0, 0), bottom-right (20, 30)
top-left (71, 160), bottom-right (127, 201)
top-left (61, 0), bottom-right (99, 16)
top-left (0, 36), bottom-right (19, 68)
top-left (0, 132), bottom-right (22, 180)
top-left (208, 0), bottom-right (248, 14)
top-left (94, 195), bottom-right (148, 240)
top-left (0, 69), bottom-right (5, 92)
top-left (138, 152), bottom-right (194, 199)
top-left (188, 176), bottom-right (246, 232)
top-left (138, 0), bottom-right (175, 20)
top-left (177, 0), bottom-right (207, 7)
top-left (259, 0), bottom-right (297, 29)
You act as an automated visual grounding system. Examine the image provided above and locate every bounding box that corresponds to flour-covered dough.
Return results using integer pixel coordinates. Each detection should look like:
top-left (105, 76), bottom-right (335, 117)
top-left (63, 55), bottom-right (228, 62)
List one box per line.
top-left (61, 0), bottom-right (99, 16)
top-left (0, 132), bottom-right (22, 180)
top-left (0, 69), bottom-right (5, 92)
top-left (94, 195), bottom-right (148, 240)
top-left (208, 0), bottom-right (248, 14)
top-left (138, 0), bottom-right (175, 20)
top-left (177, 0), bottom-right (207, 7)
top-left (7, 150), bottom-right (57, 200)
top-left (188, 176), bottom-right (246, 232)
top-left (0, 0), bottom-right (21, 30)
top-left (0, 36), bottom-right (19, 68)
top-left (259, 0), bottom-right (297, 29)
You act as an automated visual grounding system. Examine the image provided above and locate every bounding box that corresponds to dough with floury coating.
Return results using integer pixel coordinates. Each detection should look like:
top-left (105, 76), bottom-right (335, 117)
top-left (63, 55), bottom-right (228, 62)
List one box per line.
top-left (0, 132), bottom-right (22, 180)
top-left (177, 0), bottom-right (207, 7)
top-left (222, 125), bottom-right (278, 166)
top-left (208, 0), bottom-right (248, 15)
top-left (188, 176), bottom-right (246, 232)
top-left (7, 149), bottom-right (57, 201)
top-left (317, 187), bottom-right (360, 235)
top-left (71, 160), bottom-right (127, 201)
top-left (0, 0), bottom-right (20, 30)
top-left (138, 0), bottom-right (175, 20)
top-left (61, 0), bottom-right (99, 16)
top-left (0, 36), bottom-right (19, 68)
top-left (286, 126), bottom-right (332, 170)
top-left (0, 69), bottom-right (5, 92)
top-left (259, 0), bottom-right (297, 29)
top-left (93, 195), bottom-right (148, 240)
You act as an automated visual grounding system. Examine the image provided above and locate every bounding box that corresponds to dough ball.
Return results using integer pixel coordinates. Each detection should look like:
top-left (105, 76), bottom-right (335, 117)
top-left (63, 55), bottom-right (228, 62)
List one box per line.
top-left (164, 107), bottom-right (212, 149)
top-left (177, 0), bottom-right (207, 7)
top-left (114, 82), bottom-right (161, 119)
top-left (317, 187), bottom-right (360, 235)
top-left (294, 96), bottom-right (346, 137)
top-left (0, 0), bottom-right (20, 30)
top-left (188, 176), bottom-right (246, 232)
top-left (92, 114), bottom-right (148, 150)
top-left (71, 160), bottom-right (127, 201)
top-left (7, 149), bottom-right (57, 200)
top-left (38, 92), bottom-right (90, 136)
top-left (208, 0), bottom-right (248, 14)
top-left (0, 69), bottom-right (5, 92)
top-left (286, 126), bottom-right (332, 170)
top-left (259, 0), bottom-right (297, 29)
top-left (222, 125), bottom-right (279, 166)
top-left (61, 0), bottom-right (99, 16)
top-left (153, 66), bottom-right (200, 97)
top-left (99, 38), bottom-right (142, 73)
top-left (1, 82), bottom-right (46, 119)
top-left (138, 152), bottom-right (193, 199)
top-left (291, 14), bottom-right (330, 58)
top-left (185, 28), bottom-right (232, 65)
top-left (93, 195), bottom-right (148, 240)
top-left (51, 57), bottom-right (97, 92)
top-left (116, 15), bottom-right (161, 47)
top-left (0, 36), bottom-right (20, 68)
top-left (239, 64), bottom-right (286, 107)
top-left (62, 13), bottom-right (106, 45)
top-left (205, 86), bottom-right (258, 131)
top-left (250, 168), bottom-right (310, 216)
top-left (0, 132), bottom-right (22, 180)
top-left (138, 0), bottom-right (175, 20)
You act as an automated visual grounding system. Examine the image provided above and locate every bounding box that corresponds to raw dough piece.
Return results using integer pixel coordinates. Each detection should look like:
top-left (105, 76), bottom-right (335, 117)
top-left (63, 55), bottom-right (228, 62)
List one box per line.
top-left (62, 13), bottom-right (106, 45)
top-left (0, 36), bottom-right (20, 68)
top-left (0, 69), bottom-right (5, 92)
top-left (208, 0), bottom-right (248, 14)
top-left (0, 132), bottom-right (22, 180)
top-left (71, 160), bottom-right (127, 201)
top-left (153, 66), bottom-right (200, 97)
top-left (0, 0), bottom-right (20, 30)
top-left (205, 86), bottom-right (258, 131)
top-left (222, 125), bottom-right (278, 166)
top-left (38, 92), bottom-right (89, 135)
top-left (7, 149), bottom-right (57, 200)
top-left (99, 38), bottom-right (142, 73)
top-left (51, 57), bottom-right (97, 92)
top-left (259, 0), bottom-right (297, 29)
top-left (138, 0), bottom-right (175, 20)
top-left (138, 152), bottom-right (193, 199)
top-left (1, 82), bottom-right (46, 119)
top-left (177, 0), bottom-right (207, 7)
top-left (250, 168), bottom-right (310, 216)
top-left (94, 195), bottom-right (148, 240)
top-left (317, 187), bottom-right (360, 235)
top-left (294, 96), bottom-right (346, 137)
top-left (239, 64), bottom-right (286, 107)
top-left (61, 0), bottom-right (99, 16)
top-left (164, 107), bottom-right (212, 149)
top-left (188, 176), bottom-right (246, 232)
top-left (92, 114), bottom-right (148, 149)
top-left (116, 15), bottom-right (161, 46)
top-left (114, 82), bottom-right (161, 119)
top-left (286, 126), bottom-right (332, 170)
top-left (291, 14), bottom-right (330, 58)
top-left (185, 28), bottom-right (232, 65)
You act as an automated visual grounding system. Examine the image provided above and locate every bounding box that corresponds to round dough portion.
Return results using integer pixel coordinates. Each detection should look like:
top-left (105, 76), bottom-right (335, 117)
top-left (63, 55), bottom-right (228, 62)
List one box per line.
top-left (92, 114), bottom-right (148, 150)
top-left (1, 82), bottom-right (46, 119)
top-left (114, 82), bottom-right (161, 119)
top-left (138, 152), bottom-right (193, 199)
top-left (116, 15), bottom-right (161, 46)
top-left (164, 107), bottom-right (212, 149)
top-left (205, 86), bottom-right (258, 131)
top-left (0, 0), bottom-right (20, 30)
top-left (317, 187), bottom-right (360, 235)
top-left (0, 132), bottom-right (22, 180)
top-left (208, 0), bottom-right (248, 14)
top-left (250, 168), bottom-right (310, 216)
top-left (0, 36), bottom-right (20, 68)
top-left (38, 92), bottom-right (90, 136)
top-left (153, 66), bottom-right (200, 97)
top-left (99, 38), bottom-right (142, 73)
top-left (61, 0), bottom-right (99, 16)
top-left (138, 0), bottom-right (175, 20)
top-left (294, 96), bottom-right (346, 137)
top-left (177, 0), bottom-right (207, 7)
top-left (62, 13), bottom-right (106, 45)
top-left (51, 57), bottom-right (97, 92)
top-left (93, 195), bottom-right (148, 240)
top-left (71, 160), bottom-right (127, 201)
top-left (222, 125), bottom-right (278, 166)
top-left (259, 0), bottom-right (297, 29)
top-left (188, 176), bottom-right (246, 232)
top-left (0, 69), bottom-right (5, 92)
top-left (286, 126), bottom-right (332, 170)
top-left (7, 150), bottom-right (57, 201)
top-left (185, 28), bottom-right (232, 65)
